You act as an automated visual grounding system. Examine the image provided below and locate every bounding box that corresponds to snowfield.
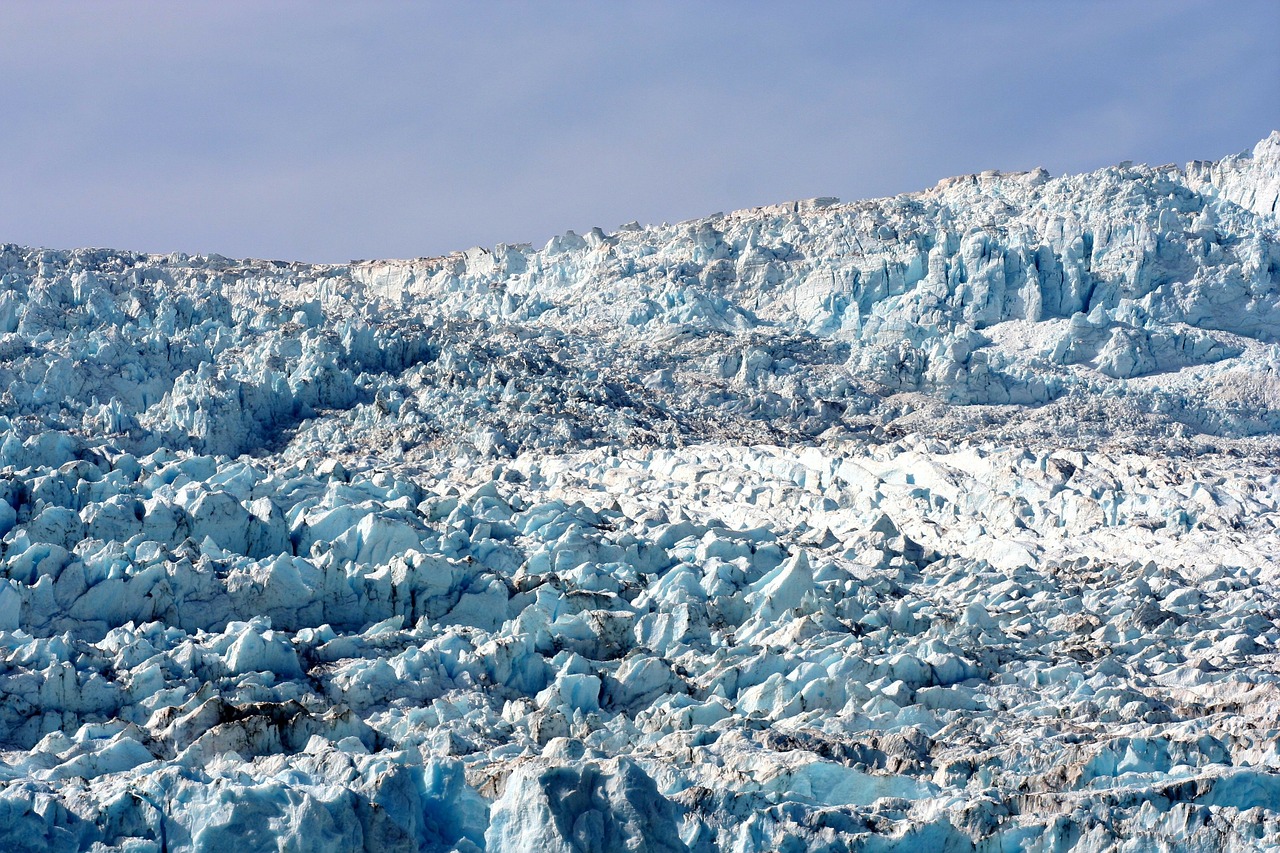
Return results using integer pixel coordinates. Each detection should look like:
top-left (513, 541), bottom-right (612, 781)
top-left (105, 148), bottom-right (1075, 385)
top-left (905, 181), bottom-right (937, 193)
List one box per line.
top-left (0, 135), bottom-right (1279, 851)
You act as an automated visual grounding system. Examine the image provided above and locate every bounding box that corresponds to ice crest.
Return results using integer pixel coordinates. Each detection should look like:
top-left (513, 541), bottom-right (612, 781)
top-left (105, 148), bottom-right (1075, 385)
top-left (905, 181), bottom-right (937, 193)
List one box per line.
top-left (0, 138), bottom-right (1279, 851)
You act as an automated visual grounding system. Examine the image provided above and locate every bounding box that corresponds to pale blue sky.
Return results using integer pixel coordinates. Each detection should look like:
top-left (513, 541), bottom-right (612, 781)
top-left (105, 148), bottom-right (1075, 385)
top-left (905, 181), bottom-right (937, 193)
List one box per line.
top-left (2, 1), bottom-right (1277, 262)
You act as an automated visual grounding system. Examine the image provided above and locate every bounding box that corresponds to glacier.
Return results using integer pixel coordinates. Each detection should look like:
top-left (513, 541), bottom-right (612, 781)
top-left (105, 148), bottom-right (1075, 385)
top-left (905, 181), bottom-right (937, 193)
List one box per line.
top-left (0, 134), bottom-right (1278, 851)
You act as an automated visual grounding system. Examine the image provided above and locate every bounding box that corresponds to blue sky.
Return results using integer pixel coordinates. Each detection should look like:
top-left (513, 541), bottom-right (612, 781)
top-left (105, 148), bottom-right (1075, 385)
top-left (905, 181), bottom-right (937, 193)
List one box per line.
top-left (2, 2), bottom-right (1277, 263)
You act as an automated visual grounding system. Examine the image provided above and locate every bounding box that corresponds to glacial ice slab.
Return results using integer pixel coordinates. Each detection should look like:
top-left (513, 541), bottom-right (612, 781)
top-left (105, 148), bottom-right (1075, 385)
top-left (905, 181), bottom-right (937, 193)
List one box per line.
top-left (1, 136), bottom-right (1279, 851)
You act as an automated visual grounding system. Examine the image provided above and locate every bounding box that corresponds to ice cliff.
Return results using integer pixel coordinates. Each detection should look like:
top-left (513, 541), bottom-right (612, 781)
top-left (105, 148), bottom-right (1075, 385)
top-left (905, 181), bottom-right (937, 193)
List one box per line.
top-left (0, 136), bottom-right (1278, 851)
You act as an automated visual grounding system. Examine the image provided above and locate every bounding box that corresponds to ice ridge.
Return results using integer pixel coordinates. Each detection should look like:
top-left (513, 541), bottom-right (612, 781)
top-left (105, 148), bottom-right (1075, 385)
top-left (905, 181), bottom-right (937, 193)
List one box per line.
top-left (0, 137), bottom-right (1278, 852)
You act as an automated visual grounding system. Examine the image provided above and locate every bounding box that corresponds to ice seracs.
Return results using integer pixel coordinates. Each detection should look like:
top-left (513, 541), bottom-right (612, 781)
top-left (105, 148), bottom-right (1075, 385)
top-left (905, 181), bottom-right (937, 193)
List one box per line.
top-left (1186, 131), bottom-right (1280, 219)
top-left (0, 136), bottom-right (1279, 851)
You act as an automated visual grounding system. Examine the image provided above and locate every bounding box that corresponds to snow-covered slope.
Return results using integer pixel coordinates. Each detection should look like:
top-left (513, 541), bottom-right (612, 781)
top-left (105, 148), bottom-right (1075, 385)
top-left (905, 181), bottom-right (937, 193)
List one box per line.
top-left (0, 137), bottom-right (1279, 852)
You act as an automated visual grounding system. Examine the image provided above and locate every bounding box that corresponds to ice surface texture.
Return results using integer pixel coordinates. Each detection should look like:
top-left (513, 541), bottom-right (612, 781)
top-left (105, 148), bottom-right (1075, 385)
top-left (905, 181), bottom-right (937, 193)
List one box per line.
top-left (0, 136), bottom-right (1278, 851)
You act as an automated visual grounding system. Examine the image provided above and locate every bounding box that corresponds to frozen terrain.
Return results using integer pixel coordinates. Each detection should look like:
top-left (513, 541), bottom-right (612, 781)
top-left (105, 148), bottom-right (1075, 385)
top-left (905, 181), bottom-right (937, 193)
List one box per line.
top-left (0, 134), bottom-right (1278, 851)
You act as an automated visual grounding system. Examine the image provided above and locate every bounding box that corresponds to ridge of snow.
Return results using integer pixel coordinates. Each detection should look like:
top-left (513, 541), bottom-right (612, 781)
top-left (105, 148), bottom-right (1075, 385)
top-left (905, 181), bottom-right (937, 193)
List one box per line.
top-left (0, 137), bottom-right (1278, 852)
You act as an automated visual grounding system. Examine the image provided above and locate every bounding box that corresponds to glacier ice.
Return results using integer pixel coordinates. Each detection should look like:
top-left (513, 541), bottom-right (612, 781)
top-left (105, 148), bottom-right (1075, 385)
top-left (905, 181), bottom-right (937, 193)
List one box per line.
top-left (0, 136), bottom-right (1279, 850)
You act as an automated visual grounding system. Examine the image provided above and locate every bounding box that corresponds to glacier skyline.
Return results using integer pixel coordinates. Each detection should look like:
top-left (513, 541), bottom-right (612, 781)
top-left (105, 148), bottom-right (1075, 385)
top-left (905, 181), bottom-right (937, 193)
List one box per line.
top-left (0, 131), bottom-right (1278, 851)
top-left (2, 6), bottom-right (1280, 848)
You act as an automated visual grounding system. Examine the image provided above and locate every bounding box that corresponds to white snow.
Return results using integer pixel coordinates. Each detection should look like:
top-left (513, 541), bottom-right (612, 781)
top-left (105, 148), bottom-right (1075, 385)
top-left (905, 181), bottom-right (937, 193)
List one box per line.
top-left (0, 136), bottom-right (1278, 851)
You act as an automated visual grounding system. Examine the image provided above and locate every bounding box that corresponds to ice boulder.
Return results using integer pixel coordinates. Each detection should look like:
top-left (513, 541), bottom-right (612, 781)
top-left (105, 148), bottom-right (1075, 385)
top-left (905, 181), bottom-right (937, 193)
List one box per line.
top-left (486, 757), bottom-right (687, 853)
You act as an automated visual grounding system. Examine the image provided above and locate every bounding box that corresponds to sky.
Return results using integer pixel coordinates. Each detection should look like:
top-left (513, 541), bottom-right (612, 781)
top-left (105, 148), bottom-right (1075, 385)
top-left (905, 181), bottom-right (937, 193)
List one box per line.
top-left (2, 1), bottom-right (1278, 264)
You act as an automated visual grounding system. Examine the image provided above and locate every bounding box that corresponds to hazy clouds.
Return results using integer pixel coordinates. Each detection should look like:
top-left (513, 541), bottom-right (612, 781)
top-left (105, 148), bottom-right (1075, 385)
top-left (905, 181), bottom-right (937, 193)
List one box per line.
top-left (2, 1), bottom-right (1277, 262)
